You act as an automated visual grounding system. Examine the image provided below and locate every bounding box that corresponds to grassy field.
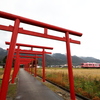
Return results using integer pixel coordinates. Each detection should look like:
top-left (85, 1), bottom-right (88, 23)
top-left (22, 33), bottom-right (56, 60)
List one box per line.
top-left (0, 68), bottom-right (17, 100)
top-left (37, 68), bottom-right (100, 100)
top-left (1, 68), bottom-right (100, 100)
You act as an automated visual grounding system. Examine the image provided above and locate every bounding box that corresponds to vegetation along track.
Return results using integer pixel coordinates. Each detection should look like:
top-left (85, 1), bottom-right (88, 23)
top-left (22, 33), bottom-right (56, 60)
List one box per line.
top-left (35, 68), bottom-right (100, 100)
top-left (37, 76), bottom-right (91, 100)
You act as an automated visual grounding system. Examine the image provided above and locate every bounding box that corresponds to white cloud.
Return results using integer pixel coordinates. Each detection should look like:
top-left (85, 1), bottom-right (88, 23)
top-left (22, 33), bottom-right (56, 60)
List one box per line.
top-left (1, 0), bottom-right (100, 59)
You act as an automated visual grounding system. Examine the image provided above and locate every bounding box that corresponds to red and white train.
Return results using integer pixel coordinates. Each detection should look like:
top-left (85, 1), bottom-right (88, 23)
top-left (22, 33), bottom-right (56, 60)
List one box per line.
top-left (81, 63), bottom-right (100, 68)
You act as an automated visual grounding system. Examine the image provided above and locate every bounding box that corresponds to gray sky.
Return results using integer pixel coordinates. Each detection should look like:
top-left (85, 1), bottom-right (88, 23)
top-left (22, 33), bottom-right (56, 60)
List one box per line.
top-left (0, 0), bottom-right (100, 59)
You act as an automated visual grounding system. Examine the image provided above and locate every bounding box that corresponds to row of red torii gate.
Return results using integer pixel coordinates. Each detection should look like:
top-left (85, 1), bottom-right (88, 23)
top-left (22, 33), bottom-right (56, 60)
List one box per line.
top-left (0, 11), bottom-right (82, 100)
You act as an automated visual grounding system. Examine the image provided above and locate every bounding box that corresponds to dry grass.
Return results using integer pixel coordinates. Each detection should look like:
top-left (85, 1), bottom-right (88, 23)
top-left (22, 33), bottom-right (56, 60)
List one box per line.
top-left (0, 68), bottom-right (17, 100)
top-left (37, 68), bottom-right (100, 100)
top-left (73, 69), bottom-right (100, 80)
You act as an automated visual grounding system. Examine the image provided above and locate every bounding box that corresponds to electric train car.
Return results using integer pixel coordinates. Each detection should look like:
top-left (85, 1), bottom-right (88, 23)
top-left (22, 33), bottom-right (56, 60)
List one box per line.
top-left (81, 63), bottom-right (100, 68)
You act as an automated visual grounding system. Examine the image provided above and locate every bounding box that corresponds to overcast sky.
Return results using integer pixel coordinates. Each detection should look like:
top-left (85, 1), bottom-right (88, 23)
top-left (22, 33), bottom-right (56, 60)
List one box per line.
top-left (0, 0), bottom-right (100, 59)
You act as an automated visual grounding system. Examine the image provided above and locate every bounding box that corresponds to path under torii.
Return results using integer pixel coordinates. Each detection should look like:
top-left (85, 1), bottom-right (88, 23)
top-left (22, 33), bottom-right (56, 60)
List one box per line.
top-left (6, 41), bottom-right (53, 83)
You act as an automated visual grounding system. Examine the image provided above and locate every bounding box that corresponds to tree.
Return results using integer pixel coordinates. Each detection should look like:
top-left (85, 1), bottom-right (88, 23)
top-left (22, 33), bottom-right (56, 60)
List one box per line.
top-left (3, 56), bottom-right (7, 63)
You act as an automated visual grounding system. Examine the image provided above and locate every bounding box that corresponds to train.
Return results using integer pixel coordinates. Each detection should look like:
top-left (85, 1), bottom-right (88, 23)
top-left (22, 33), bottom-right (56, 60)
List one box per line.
top-left (81, 63), bottom-right (100, 68)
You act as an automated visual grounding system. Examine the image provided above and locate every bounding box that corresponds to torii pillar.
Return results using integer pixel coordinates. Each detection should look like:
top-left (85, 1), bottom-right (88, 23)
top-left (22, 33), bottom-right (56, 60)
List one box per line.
top-left (0, 19), bottom-right (20, 100)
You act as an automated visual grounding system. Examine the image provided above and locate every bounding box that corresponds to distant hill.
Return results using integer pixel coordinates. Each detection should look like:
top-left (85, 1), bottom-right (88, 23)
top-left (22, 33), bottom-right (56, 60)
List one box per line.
top-left (51, 53), bottom-right (85, 66)
top-left (46, 54), bottom-right (66, 65)
top-left (0, 48), bottom-right (7, 61)
top-left (38, 54), bottom-right (66, 66)
top-left (80, 57), bottom-right (100, 63)
top-left (52, 53), bottom-right (66, 61)
top-left (72, 55), bottom-right (86, 66)
top-left (0, 47), bottom-right (100, 66)
top-left (49, 53), bottom-right (100, 66)
top-left (45, 53), bottom-right (100, 66)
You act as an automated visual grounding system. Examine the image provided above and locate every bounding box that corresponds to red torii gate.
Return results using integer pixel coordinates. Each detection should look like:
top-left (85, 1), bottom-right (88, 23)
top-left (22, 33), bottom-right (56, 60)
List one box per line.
top-left (14, 53), bottom-right (42, 73)
top-left (14, 57), bottom-right (36, 77)
top-left (0, 11), bottom-right (82, 100)
top-left (6, 42), bottom-right (53, 83)
top-left (17, 57), bottom-right (35, 72)
top-left (15, 48), bottom-right (52, 82)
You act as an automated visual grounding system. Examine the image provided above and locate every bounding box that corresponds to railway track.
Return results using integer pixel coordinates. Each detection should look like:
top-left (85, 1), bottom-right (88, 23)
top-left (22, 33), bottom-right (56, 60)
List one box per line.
top-left (37, 76), bottom-right (91, 100)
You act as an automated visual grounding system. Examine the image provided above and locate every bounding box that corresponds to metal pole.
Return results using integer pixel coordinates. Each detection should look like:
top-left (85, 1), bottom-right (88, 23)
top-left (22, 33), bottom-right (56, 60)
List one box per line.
top-left (0, 19), bottom-right (20, 100)
top-left (65, 32), bottom-right (76, 100)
